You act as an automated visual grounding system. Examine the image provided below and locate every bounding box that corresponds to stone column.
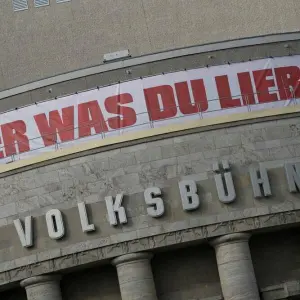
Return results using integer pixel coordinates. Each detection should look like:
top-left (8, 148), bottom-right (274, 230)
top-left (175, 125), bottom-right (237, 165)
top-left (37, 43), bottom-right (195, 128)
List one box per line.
top-left (21, 275), bottom-right (62, 300)
top-left (112, 252), bottom-right (158, 300)
top-left (210, 233), bottom-right (260, 300)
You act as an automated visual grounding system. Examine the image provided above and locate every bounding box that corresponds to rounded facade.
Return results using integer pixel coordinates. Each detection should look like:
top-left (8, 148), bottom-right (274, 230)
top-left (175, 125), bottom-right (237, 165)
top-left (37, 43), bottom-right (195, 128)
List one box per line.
top-left (0, 0), bottom-right (299, 90)
top-left (0, 1), bottom-right (300, 300)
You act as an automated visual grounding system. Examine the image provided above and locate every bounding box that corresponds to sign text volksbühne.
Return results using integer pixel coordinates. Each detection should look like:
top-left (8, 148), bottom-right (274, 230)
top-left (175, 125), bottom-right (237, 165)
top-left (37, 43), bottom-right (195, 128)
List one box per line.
top-left (13, 161), bottom-right (300, 248)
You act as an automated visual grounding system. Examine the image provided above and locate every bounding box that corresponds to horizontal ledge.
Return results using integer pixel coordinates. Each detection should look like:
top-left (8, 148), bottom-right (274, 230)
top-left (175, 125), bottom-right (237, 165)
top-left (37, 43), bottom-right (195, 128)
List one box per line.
top-left (0, 32), bottom-right (299, 100)
top-left (0, 105), bottom-right (299, 176)
top-left (0, 209), bottom-right (299, 287)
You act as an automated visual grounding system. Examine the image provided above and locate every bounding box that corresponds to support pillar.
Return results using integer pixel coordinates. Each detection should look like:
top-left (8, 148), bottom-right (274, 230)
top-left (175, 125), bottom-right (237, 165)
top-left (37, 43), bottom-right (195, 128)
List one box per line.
top-left (210, 233), bottom-right (260, 300)
top-left (112, 252), bottom-right (158, 300)
top-left (21, 275), bottom-right (62, 300)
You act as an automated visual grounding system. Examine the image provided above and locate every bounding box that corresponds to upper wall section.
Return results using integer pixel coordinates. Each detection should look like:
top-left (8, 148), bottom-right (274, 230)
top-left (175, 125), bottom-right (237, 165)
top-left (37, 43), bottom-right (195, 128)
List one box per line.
top-left (1, 38), bottom-right (300, 113)
top-left (1, 0), bottom-right (300, 90)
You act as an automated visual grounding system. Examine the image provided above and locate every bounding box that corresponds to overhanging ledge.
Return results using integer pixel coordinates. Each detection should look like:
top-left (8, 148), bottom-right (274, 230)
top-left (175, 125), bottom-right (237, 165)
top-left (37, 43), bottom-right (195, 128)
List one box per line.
top-left (0, 209), bottom-right (299, 289)
top-left (0, 32), bottom-right (299, 101)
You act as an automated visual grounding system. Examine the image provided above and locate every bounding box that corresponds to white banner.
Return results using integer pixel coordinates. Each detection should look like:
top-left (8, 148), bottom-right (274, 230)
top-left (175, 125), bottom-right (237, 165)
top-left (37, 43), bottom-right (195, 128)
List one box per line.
top-left (0, 55), bottom-right (299, 163)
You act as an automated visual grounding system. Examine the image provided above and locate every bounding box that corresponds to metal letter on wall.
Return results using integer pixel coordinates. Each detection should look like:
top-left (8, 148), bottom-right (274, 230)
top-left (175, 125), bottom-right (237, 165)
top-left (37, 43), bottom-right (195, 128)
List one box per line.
top-left (78, 202), bottom-right (95, 232)
top-left (249, 166), bottom-right (272, 198)
top-left (285, 163), bottom-right (300, 193)
top-left (46, 209), bottom-right (65, 240)
top-left (144, 187), bottom-right (165, 217)
top-left (179, 180), bottom-right (200, 211)
top-left (105, 193), bottom-right (128, 226)
top-left (213, 160), bottom-right (236, 203)
top-left (14, 216), bottom-right (33, 248)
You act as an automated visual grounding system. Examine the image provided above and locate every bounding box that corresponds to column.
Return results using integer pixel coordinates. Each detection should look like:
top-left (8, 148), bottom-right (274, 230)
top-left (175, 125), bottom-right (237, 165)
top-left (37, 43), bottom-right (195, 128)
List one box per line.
top-left (21, 275), bottom-right (62, 300)
top-left (112, 252), bottom-right (158, 300)
top-left (210, 233), bottom-right (260, 300)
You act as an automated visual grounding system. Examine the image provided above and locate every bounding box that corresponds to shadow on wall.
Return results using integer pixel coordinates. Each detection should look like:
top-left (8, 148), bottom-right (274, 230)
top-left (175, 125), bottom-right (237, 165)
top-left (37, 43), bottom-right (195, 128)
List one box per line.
top-left (251, 228), bottom-right (300, 288)
top-left (61, 264), bottom-right (121, 300)
top-left (0, 245), bottom-right (221, 300)
top-left (0, 287), bottom-right (26, 300)
top-left (152, 244), bottom-right (222, 300)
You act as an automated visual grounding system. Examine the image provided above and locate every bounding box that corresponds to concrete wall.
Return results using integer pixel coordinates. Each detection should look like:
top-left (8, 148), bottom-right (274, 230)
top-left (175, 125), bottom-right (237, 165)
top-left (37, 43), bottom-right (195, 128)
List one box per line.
top-left (3, 229), bottom-right (300, 299)
top-left (251, 228), bottom-right (300, 289)
top-left (1, 0), bottom-right (299, 90)
top-left (152, 246), bottom-right (221, 300)
top-left (62, 265), bottom-right (121, 300)
top-left (1, 38), bottom-right (299, 113)
top-left (0, 114), bottom-right (300, 288)
top-left (1, 1), bottom-right (300, 297)
top-left (0, 245), bottom-right (222, 300)
top-left (61, 245), bottom-right (222, 300)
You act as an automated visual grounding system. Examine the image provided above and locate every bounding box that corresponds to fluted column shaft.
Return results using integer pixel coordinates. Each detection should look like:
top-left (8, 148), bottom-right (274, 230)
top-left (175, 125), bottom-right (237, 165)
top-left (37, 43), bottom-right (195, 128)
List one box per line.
top-left (211, 233), bottom-right (260, 300)
top-left (112, 252), bottom-right (158, 300)
top-left (21, 275), bottom-right (62, 300)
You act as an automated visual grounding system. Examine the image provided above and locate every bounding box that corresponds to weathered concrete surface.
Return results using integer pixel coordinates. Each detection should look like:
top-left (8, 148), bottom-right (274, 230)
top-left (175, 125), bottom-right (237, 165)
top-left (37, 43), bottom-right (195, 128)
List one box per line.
top-left (62, 265), bottom-right (121, 300)
top-left (112, 252), bottom-right (157, 300)
top-left (152, 245), bottom-right (222, 300)
top-left (1, 1), bottom-right (300, 90)
top-left (21, 275), bottom-right (62, 300)
top-left (3, 230), bottom-right (300, 299)
top-left (211, 233), bottom-right (260, 300)
top-left (0, 116), bottom-right (299, 287)
top-left (1, 39), bottom-right (300, 112)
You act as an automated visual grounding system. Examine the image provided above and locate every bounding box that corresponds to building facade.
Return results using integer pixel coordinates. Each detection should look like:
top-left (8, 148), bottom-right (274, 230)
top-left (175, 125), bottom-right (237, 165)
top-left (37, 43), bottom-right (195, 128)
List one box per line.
top-left (0, 1), bottom-right (300, 300)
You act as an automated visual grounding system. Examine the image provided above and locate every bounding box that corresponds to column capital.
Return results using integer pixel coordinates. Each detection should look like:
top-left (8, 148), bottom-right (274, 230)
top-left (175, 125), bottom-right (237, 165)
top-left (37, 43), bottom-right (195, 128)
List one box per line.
top-left (112, 252), bottom-right (153, 266)
top-left (20, 275), bottom-right (62, 288)
top-left (210, 232), bottom-right (251, 247)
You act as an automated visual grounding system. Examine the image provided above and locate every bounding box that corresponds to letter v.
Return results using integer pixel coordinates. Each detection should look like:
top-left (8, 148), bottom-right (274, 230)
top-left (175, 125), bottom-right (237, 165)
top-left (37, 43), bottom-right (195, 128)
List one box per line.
top-left (14, 216), bottom-right (33, 248)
